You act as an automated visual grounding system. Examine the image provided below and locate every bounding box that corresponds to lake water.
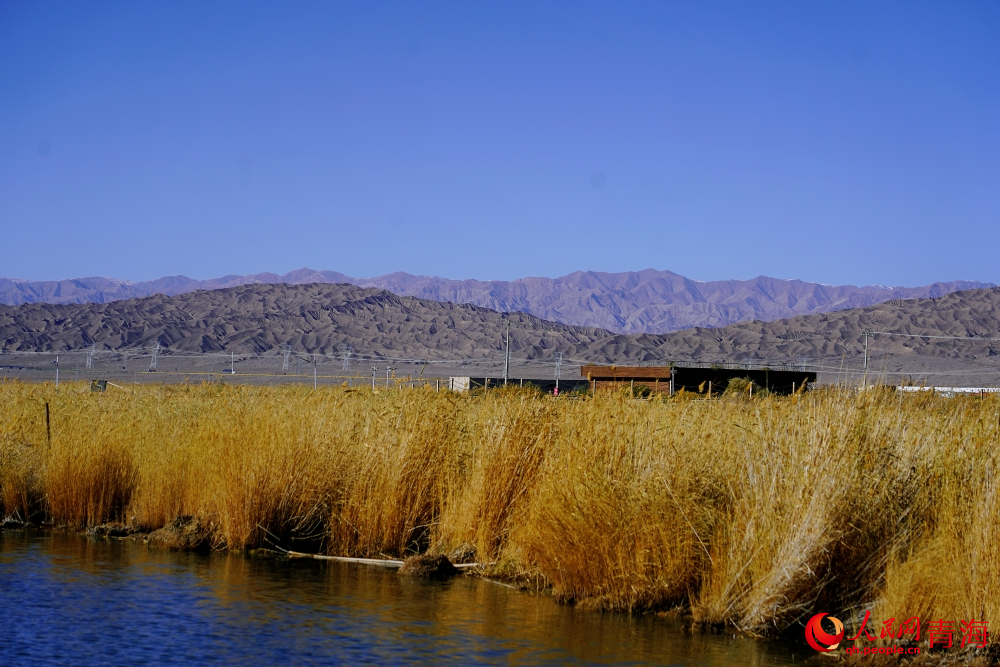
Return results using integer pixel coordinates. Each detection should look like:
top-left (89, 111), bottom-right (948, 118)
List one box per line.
top-left (0, 531), bottom-right (808, 666)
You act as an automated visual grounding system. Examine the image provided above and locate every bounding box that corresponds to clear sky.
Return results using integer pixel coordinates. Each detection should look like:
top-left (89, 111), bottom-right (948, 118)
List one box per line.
top-left (2, 1), bottom-right (998, 286)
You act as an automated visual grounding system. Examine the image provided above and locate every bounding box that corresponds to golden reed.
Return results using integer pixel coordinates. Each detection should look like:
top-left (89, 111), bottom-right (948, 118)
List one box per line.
top-left (1, 381), bottom-right (997, 637)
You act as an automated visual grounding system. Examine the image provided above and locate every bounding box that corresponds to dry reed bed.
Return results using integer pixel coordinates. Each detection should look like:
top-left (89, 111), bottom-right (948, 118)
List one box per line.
top-left (1, 381), bottom-right (998, 639)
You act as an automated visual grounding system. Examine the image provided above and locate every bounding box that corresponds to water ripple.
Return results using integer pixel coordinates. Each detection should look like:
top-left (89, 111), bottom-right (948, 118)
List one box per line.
top-left (0, 532), bottom-right (804, 666)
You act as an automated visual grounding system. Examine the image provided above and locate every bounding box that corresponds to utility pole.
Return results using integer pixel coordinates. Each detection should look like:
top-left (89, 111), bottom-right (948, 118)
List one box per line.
top-left (371, 366), bottom-right (378, 389)
top-left (862, 329), bottom-right (873, 389)
top-left (386, 366), bottom-right (395, 389)
top-left (313, 354), bottom-right (317, 389)
top-left (86, 345), bottom-right (95, 370)
top-left (149, 343), bottom-right (159, 372)
top-left (231, 351), bottom-right (235, 375)
top-left (555, 352), bottom-right (563, 395)
top-left (503, 320), bottom-right (510, 385)
top-left (54, 355), bottom-right (59, 389)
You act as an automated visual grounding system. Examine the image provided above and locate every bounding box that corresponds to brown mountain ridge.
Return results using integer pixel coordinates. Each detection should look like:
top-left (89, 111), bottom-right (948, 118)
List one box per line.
top-left (0, 269), bottom-right (990, 335)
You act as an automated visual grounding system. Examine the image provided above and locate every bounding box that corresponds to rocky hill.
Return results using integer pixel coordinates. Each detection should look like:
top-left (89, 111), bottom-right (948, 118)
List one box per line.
top-left (1, 269), bottom-right (990, 335)
top-left (2, 283), bottom-right (1000, 384)
top-left (0, 283), bottom-right (611, 360)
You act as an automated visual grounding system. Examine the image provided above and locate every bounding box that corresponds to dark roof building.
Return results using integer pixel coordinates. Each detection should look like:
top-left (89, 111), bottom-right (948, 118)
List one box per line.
top-left (580, 364), bottom-right (816, 396)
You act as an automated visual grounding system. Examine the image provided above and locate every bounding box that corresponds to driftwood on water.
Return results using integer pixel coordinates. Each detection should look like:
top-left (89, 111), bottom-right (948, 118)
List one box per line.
top-left (285, 550), bottom-right (404, 567)
top-left (282, 549), bottom-right (484, 571)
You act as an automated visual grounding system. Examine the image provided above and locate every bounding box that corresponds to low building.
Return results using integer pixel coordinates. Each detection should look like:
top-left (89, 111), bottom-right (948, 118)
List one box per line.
top-left (580, 364), bottom-right (817, 396)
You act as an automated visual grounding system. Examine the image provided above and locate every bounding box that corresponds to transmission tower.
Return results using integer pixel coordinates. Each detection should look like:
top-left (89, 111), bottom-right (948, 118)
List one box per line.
top-left (148, 343), bottom-right (159, 372)
top-left (86, 344), bottom-right (95, 370)
top-left (282, 344), bottom-right (292, 373)
top-left (342, 346), bottom-right (353, 371)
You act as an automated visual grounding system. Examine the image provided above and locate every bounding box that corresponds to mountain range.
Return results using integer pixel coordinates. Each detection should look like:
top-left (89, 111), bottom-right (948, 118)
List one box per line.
top-left (3, 282), bottom-right (1000, 384)
top-left (0, 269), bottom-right (991, 335)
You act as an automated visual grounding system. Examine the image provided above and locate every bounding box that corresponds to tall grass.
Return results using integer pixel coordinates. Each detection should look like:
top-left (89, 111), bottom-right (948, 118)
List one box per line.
top-left (1, 380), bottom-right (998, 639)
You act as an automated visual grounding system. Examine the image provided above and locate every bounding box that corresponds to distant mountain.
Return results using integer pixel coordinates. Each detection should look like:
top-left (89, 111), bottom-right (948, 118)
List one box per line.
top-left (0, 269), bottom-right (352, 305)
top-left (0, 269), bottom-right (991, 335)
top-left (3, 283), bottom-right (1000, 380)
top-left (0, 283), bottom-right (616, 360)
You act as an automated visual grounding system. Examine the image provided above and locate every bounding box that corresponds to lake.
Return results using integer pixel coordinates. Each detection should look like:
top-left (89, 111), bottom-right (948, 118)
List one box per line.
top-left (0, 531), bottom-right (807, 666)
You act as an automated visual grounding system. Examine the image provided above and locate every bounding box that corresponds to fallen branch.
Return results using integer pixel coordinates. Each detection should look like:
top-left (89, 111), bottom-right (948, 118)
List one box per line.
top-left (285, 551), bottom-right (404, 567)
top-left (282, 549), bottom-right (490, 570)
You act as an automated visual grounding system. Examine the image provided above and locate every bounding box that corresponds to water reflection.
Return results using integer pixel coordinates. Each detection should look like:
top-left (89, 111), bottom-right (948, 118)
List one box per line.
top-left (0, 532), bottom-right (807, 666)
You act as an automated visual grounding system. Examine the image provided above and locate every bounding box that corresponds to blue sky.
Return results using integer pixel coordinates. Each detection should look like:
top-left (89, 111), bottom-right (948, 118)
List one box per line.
top-left (2, 1), bottom-right (998, 286)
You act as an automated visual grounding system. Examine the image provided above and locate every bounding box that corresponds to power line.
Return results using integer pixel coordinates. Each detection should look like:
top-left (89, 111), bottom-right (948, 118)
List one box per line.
top-left (7, 330), bottom-right (1000, 381)
top-left (870, 331), bottom-right (1000, 342)
top-left (0, 347), bottom-right (988, 371)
